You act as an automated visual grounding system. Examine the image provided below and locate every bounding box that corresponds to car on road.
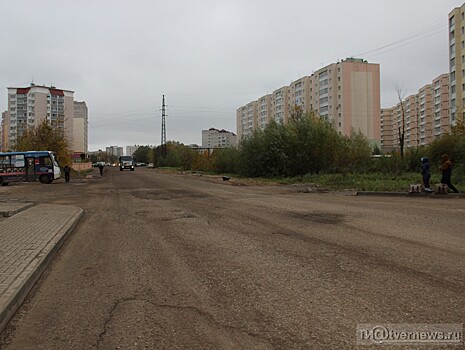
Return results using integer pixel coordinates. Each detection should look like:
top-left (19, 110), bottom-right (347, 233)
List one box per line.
top-left (147, 163), bottom-right (154, 168)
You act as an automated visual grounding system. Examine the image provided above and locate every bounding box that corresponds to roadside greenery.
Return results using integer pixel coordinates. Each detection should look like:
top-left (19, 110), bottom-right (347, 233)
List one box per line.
top-left (135, 113), bottom-right (465, 191)
top-left (13, 119), bottom-right (72, 166)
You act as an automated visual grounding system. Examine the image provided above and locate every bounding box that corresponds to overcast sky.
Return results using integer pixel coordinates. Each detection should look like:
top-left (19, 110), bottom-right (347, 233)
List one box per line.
top-left (0, 0), bottom-right (462, 151)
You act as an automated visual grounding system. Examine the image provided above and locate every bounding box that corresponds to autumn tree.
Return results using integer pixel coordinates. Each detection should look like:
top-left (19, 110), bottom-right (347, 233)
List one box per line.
top-left (14, 119), bottom-right (71, 165)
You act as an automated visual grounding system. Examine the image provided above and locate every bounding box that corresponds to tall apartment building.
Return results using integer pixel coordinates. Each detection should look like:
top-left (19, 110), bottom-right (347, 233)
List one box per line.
top-left (202, 128), bottom-right (237, 148)
top-left (257, 94), bottom-right (272, 130)
top-left (73, 101), bottom-right (88, 155)
top-left (126, 145), bottom-right (139, 156)
top-left (271, 86), bottom-right (290, 124)
top-left (449, 3), bottom-right (465, 126)
top-left (106, 146), bottom-right (123, 157)
top-left (237, 58), bottom-right (381, 145)
top-left (380, 109), bottom-right (394, 153)
top-left (6, 84), bottom-right (74, 148)
top-left (381, 74), bottom-right (450, 152)
top-left (432, 74), bottom-right (451, 137)
top-left (236, 101), bottom-right (257, 139)
top-left (289, 76), bottom-right (312, 118)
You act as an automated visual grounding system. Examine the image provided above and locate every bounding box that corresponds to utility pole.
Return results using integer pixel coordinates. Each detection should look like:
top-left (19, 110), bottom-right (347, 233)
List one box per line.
top-left (161, 95), bottom-right (167, 158)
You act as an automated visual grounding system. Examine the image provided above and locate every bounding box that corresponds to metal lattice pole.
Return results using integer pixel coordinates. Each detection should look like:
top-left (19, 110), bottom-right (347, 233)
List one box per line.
top-left (161, 95), bottom-right (167, 157)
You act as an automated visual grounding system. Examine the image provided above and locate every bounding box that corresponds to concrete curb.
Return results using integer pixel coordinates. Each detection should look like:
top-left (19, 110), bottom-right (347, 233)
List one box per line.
top-left (0, 203), bottom-right (34, 217)
top-left (0, 207), bottom-right (83, 334)
top-left (356, 191), bottom-right (465, 198)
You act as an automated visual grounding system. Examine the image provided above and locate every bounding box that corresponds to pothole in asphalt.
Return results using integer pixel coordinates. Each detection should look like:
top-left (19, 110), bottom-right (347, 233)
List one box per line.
top-left (132, 190), bottom-right (173, 200)
top-left (160, 212), bottom-right (197, 221)
top-left (289, 211), bottom-right (343, 224)
top-left (97, 299), bottom-right (272, 349)
top-left (131, 189), bottom-right (210, 201)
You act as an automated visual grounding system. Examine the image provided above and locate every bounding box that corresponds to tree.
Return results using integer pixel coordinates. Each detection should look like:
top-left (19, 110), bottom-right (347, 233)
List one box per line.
top-left (372, 143), bottom-right (382, 155)
top-left (133, 145), bottom-right (151, 163)
top-left (14, 119), bottom-right (71, 165)
top-left (395, 85), bottom-right (406, 159)
top-left (211, 147), bottom-right (241, 174)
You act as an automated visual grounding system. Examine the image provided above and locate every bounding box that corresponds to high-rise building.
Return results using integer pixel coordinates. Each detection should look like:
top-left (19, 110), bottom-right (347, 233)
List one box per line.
top-left (381, 74), bottom-right (450, 152)
top-left (257, 94), bottom-right (272, 130)
top-left (380, 108), bottom-right (394, 153)
top-left (202, 128), bottom-right (237, 148)
top-left (73, 101), bottom-right (88, 155)
top-left (236, 58), bottom-right (381, 145)
top-left (432, 74), bottom-right (451, 137)
top-left (6, 84), bottom-right (74, 148)
top-left (126, 145), bottom-right (139, 156)
top-left (289, 76), bottom-right (312, 118)
top-left (236, 101), bottom-right (257, 139)
top-left (449, 4), bottom-right (465, 126)
top-left (106, 146), bottom-right (123, 157)
top-left (271, 86), bottom-right (290, 124)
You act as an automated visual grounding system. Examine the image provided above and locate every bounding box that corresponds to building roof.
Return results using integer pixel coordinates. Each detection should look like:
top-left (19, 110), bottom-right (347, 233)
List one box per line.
top-left (206, 127), bottom-right (236, 135)
top-left (8, 84), bottom-right (74, 94)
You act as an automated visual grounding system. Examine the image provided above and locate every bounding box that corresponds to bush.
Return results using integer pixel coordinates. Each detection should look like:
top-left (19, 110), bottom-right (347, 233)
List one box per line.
top-left (236, 113), bottom-right (372, 177)
top-left (211, 147), bottom-right (241, 174)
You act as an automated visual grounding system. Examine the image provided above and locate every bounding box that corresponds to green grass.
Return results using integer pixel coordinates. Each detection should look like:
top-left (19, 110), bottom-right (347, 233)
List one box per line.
top-left (218, 172), bottom-right (465, 192)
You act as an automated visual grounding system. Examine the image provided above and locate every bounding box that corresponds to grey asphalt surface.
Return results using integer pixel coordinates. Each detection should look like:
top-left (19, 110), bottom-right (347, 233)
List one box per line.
top-left (0, 167), bottom-right (464, 349)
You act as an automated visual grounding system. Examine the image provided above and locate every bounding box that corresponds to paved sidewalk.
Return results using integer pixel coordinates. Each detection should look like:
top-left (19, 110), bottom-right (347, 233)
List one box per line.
top-left (0, 202), bottom-right (33, 217)
top-left (0, 203), bottom-right (83, 333)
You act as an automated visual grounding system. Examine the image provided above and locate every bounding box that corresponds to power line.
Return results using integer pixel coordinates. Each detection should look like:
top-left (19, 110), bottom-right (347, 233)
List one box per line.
top-left (353, 21), bottom-right (446, 58)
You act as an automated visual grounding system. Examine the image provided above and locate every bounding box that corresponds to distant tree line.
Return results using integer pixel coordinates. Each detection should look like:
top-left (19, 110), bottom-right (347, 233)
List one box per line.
top-left (11, 113), bottom-right (465, 181)
top-left (129, 112), bottom-right (374, 176)
top-left (136, 112), bottom-right (465, 179)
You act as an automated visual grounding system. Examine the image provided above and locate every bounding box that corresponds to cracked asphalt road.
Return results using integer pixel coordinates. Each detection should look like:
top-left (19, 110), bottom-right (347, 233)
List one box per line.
top-left (1, 167), bottom-right (464, 349)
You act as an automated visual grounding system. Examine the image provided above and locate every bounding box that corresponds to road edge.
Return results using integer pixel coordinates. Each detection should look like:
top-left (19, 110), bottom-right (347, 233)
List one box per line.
top-left (0, 207), bottom-right (84, 334)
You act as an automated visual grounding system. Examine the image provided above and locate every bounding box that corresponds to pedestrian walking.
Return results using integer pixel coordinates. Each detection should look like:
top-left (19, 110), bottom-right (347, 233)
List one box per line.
top-left (420, 157), bottom-right (433, 192)
top-left (63, 165), bottom-right (71, 183)
top-left (440, 154), bottom-right (459, 193)
top-left (98, 163), bottom-right (104, 176)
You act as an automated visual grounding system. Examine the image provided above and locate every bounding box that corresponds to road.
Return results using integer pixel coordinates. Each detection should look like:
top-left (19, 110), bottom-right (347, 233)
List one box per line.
top-left (0, 167), bottom-right (464, 349)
